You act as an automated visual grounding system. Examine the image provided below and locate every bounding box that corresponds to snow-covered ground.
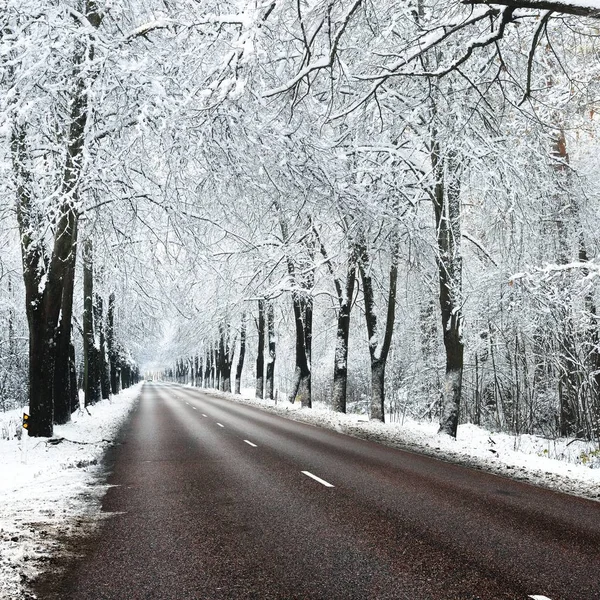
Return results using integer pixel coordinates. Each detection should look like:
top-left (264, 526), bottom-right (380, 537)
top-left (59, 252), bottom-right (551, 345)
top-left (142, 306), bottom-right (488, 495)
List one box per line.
top-left (0, 385), bottom-right (141, 600)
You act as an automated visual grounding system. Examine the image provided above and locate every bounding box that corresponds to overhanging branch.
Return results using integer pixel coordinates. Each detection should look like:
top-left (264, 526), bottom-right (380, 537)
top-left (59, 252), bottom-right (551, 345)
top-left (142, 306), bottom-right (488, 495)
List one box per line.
top-left (464, 0), bottom-right (600, 18)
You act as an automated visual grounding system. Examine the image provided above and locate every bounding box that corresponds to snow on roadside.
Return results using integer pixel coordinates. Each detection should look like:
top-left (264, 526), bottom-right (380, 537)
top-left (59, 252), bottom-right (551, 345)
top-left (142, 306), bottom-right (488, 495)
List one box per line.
top-left (0, 384), bottom-right (142, 600)
top-left (222, 387), bottom-right (600, 501)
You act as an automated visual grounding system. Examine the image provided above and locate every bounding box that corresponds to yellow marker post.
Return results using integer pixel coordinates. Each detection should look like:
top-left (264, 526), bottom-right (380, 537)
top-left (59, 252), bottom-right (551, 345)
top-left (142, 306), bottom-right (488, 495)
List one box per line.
top-left (21, 413), bottom-right (29, 464)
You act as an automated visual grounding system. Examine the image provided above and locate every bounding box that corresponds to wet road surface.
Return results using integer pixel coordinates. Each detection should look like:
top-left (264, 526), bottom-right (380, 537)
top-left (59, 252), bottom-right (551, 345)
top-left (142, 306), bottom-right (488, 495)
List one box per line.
top-left (35, 382), bottom-right (600, 599)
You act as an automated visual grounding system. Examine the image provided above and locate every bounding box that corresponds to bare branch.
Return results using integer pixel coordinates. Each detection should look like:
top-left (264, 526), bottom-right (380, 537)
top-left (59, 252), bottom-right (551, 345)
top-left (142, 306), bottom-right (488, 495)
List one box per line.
top-left (464, 0), bottom-right (600, 18)
top-left (263, 0), bottom-right (363, 97)
top-left (519, 10), bottom-right (553, 105)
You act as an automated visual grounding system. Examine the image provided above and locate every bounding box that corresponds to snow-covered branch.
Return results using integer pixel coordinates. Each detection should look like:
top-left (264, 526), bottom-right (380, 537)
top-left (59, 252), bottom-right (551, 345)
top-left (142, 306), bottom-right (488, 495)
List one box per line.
top-left (330, 6), bottom-right (509, 119)
top-left (123, 14), bottom-right (249, 43)
top-left (356, 6), bottom-right (502, 81)
top-left (464, 0), bottom-right (600, 18)
top-left (510, 260), bottom-right (600, 284)
top-left (263, 0), bottom-right (364, 97)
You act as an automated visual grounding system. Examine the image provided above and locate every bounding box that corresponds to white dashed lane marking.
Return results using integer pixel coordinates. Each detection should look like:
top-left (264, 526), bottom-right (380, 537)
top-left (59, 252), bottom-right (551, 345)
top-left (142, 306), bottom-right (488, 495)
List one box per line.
top-left (202, 414), bottom-right (207, 417)
top-left (301, 471), bottom-right (334, 488)
top-left (529, 596), bottom-right (552, 600)
top-left (192, 406), bottom-right (197, 410)
top-left (217, 423), bottom-right (225, 428)
top-left (244, 440), bottom-right (257, 447)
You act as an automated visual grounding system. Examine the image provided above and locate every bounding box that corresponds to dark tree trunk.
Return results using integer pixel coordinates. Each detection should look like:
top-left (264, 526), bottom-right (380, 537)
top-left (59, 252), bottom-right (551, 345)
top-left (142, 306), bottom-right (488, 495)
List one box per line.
top-left (580, 234), bottom-right (600, 436)
top-left (265, 304), bottom-right (276, 400)
top-left (332, 300), bottom-right (352, 413)
top-left (218, 337), bottom-right (225, 391)
top-left (256, 300), bottom-right (266, 399)
top-left (69, 340), bottom-right (79, 412)
top-left (107, 293), bottom-right (119, 394)
top-left (213, 344), bottom-right (219, 389)
top-left (210, 344), bottom-right (216, 388)
top-left (53, 220), bottom-right (78, 425)
top-left (550, 130), bottom-right (580, 437)
top-left (357, 237), bottom-right (398, 422)
top-left (219, 324), bottom-right (235, 393)
top-left (290, 293), bottom-right (312, 408)
top-left (13, 124), bottom-right (59, 436)
top-left (273, 200), bottom-right (313, 408)
top-left (222, 365), bottom-right (231, 392)
top-left (83, 239), bottom-right (101, 406)
top-left (11, 2), bottom-right (103, 436)
top-left (235, 313), bottom-right (246, 395)
top-left (204, 348), bottom-right (211, 388)
top-left (315, 226), bottom-right (357, 413)
top-left (8, 275), bottom-right (15, 357)
top-left (370, 360), bottom-right (386, 416)
top-left (27, 319), bottom-right (55, 436)
top-left (332, 257), bottom-right (357, 413)
top-left (13, 1), bottom-right (103, 437)
top-left (432, 144), bottom-right (464, 438)
top-left (96, 294), bottom-right (111, 400)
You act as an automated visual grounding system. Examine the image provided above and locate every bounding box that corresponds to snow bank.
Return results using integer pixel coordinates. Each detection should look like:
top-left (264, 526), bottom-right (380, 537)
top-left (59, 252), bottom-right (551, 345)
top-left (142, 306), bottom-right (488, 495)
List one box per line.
top-left (229, 388), bottom-right (600, 501)
top-left (0, 385), bottom-right (141, 600)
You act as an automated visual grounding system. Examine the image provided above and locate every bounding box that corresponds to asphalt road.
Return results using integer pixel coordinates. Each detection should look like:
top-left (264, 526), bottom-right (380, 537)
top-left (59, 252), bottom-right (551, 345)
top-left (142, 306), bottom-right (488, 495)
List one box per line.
top-left (35, 382), bottom-right (600, 599)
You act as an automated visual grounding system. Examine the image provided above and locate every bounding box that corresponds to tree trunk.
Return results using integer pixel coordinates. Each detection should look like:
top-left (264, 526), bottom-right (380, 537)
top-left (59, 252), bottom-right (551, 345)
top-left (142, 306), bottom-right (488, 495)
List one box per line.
top-left (204, 348), bottom-right (211, 388)
top-left (332, 305), bottom-right (352, 414)
top-left (210, 344), bottom-right (216, 388)
top-left (53, 220), bottom-right (78, 425)
top-left (290, 293), bottom-right (312, 407)
top-left (235, 313), bottom-right (247, 395)
top-left (332, 260), bottom-right (357, 413)
top-left (213, 344), bottom-right (219, 389)
top-left (96, 294), bottom-right (111, 400)
top-left (107, 293), bottom-right (119, 394)
top-left (218, 336), bottom-right (225, 391)
top-left (83, 239), bottom-right (101, 406)
top-left (550, 130), bottom-right (579, 437)
top-left (11, 1), bottom-right (103, 436)
top-left (357, 237), bottom-right (398, 422)
top-left (121, 366), bottom-right (129, 390)
top-left (432, 144), bottom-right (464, 438)
top-left (219, 324), bottom-right (235, 393)
top-left (256, 300), bottom-right (265, 399)
top-left (579, 236), bottom-right (600, 437)
top-left (370, 360), bottom-right (386, 418)
top-left (13, 124), bottom-right (55, 437)
top-left (69, 340), bottom-right (79, 412)
top-left (273, 200), bottom-right (313, 408)
top-left (27, 319), bottom-right (55, 436)
top-left (315, 229), bottom-right (357, 414)
top-left (222, 363), bottom-right (232, 392)
top-left (265, 304), bottom-right (276, 400)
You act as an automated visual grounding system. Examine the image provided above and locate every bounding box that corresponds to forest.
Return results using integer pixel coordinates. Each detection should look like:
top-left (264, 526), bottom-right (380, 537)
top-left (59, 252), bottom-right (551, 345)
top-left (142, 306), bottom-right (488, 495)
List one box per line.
top-left (1, 0), bottom-right (600, 442)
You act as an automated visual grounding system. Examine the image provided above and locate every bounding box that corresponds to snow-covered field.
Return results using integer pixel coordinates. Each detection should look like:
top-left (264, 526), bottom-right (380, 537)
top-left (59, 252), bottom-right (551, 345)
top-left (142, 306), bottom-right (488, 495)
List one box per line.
top-left (0, 385), bottom-right (142, 600)
top-left (2, 382), bottom-right (600, 599)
